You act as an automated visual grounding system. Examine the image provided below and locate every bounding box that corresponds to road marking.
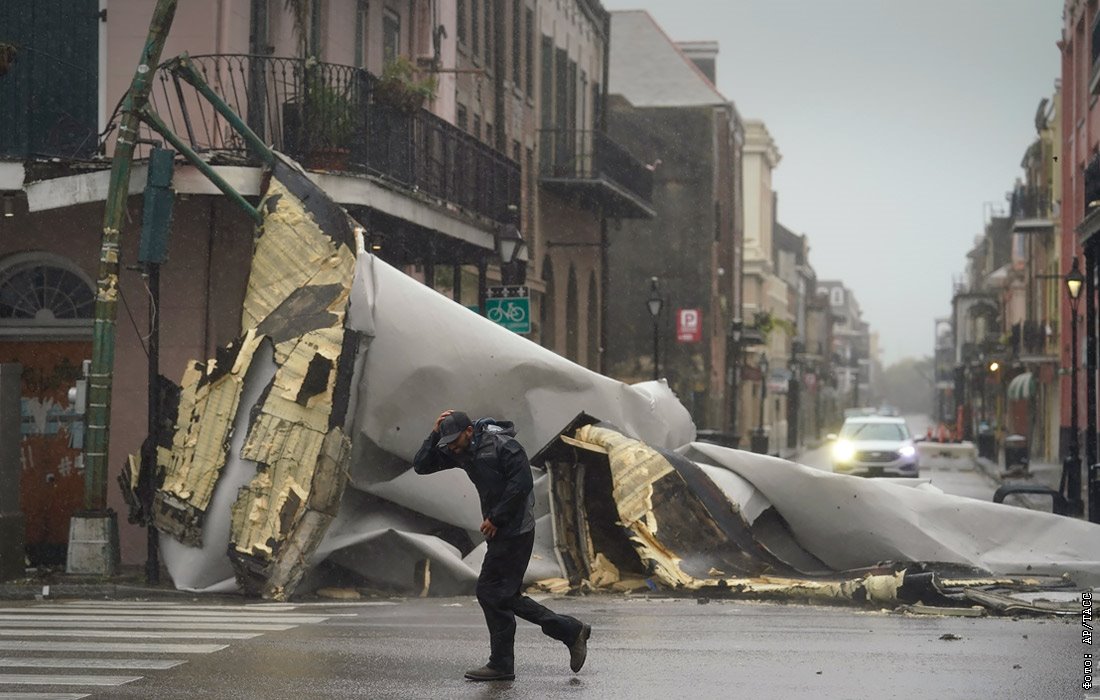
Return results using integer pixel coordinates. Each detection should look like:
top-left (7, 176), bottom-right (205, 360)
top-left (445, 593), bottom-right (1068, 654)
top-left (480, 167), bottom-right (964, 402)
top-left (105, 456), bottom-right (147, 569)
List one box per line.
top-left (4, 608), bottom-right (329, 620)
top-left (0, 620), bottom-right (293, 632)
top-left (0, 658), bottom-right (185, 671)
top-left (0, 693), bottom-right (90, 700)
top-left (41, 602), bottom-right (299, 612)
top-left (0, 642), bottom-right (227, 654)
top-left (0, 630), bottom-right (261, 640)
top-left (0, 674), bottom-right (140, 686)
top-left (0, 615), bottom-right (328, 625)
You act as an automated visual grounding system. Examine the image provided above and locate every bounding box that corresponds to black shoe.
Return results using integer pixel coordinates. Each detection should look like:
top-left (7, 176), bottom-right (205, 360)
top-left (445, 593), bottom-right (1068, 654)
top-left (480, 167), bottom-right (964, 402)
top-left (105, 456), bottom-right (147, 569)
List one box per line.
top-left (464, 665), bottom-right (515, 681)
top-left (568, 623), bottom-right (591, 673)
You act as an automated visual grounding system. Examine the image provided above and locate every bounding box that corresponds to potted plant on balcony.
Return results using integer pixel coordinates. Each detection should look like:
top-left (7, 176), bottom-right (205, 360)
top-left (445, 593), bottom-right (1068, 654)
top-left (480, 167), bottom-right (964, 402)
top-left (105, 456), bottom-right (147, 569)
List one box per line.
top-left (298, 70), bottom-right (355, 170)
top-left (373, 56), bottom-right (437, 114)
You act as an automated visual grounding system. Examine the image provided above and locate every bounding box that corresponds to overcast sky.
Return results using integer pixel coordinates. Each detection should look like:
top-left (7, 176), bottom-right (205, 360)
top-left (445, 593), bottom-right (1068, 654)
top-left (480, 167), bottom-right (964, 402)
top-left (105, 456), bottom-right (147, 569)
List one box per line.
top-left (600, 0), bottom-right (1062, 366)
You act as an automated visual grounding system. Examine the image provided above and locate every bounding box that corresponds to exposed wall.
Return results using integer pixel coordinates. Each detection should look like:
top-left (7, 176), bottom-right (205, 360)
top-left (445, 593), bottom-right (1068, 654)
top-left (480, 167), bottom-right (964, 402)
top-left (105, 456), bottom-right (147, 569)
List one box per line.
top-left (0, 193), bottom-right (254, 563)
top-left (606, 103), bottom-right (722, 425)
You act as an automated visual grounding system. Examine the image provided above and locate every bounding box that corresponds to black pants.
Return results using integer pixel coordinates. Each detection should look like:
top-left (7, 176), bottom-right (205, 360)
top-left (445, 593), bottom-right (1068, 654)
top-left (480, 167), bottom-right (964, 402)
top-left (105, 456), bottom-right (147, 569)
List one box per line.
top-left (477, 529), bottom-right (581, 673)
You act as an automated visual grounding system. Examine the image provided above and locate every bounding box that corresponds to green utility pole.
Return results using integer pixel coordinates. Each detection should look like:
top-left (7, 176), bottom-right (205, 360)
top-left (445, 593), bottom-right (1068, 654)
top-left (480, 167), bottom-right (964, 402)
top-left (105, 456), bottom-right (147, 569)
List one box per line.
top-left (71, 0), bottom-right (179, 575)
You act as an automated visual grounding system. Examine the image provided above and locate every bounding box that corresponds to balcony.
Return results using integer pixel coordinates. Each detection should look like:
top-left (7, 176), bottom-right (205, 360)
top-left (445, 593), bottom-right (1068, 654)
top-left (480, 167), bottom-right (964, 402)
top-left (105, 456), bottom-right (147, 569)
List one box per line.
top-left (1010, 319), bottom-right (1056, 359)
top-left (538, 129), bottom-right (655, 219)
top-left (1010, 186), bottom-right (1053, 234)
top-left (146, 55), bottom-right (519, 226)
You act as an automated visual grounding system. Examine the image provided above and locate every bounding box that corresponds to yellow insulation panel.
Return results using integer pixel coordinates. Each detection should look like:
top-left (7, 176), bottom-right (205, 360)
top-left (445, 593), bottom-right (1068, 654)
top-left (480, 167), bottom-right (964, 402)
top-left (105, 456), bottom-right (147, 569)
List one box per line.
top-left (242, 179), bottom-right (355, 330)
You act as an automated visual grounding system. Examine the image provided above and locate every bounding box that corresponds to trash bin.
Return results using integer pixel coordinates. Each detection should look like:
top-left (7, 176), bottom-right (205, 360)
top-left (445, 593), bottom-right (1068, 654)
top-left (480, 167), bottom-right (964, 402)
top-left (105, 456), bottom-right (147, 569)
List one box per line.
top-left (1004, 434), bottom-right (1029, 470)
top-left (750, 429), bottom-right (769, 455)
top-left (976, 428), bottom-right (996, 461)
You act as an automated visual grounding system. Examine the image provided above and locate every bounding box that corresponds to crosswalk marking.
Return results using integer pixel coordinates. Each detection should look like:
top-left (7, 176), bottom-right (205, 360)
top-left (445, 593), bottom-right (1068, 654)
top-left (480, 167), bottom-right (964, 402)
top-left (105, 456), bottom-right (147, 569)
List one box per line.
top-left (0, 614), bottom-right (327, 624)
top-left (0, 601), bottom-right (333, 695)
top-left (0, 693), bottom-right (90, 700)
top-left (0, 620), bottom-right (293, 631)
top-left (0, 675), bottom-right (140, 687)
top-left (42, 602), bottom-right (300, 612)
top-left (0, 641), bottom-right (227, 654)
top-left (0, 658), bottom-right (184, 670)
top-left (0, 630), bottom-right (261, 640)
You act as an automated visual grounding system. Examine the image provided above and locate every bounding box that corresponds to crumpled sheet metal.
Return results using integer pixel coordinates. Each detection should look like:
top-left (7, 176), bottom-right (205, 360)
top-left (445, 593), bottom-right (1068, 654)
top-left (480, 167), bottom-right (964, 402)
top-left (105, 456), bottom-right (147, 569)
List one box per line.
top-left (534, 420), bottom-right (1095, 609)
top-left (684, 441), bottom-right (1100, 587)
top-left (147, 151), bottom-right (694, 599)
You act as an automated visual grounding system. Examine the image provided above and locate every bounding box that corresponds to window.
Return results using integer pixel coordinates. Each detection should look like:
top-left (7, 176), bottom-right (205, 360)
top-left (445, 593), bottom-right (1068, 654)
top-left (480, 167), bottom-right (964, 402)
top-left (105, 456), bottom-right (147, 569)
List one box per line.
top-left (540, 35), bottom-right (553, 128)
top-left (525, 9), bottom-right (535, 97)
top-left (484, 0), bottom-right (493, 67)
top-left (457, 0), bottom-right (467, 45)
top-left (473, 114), bottom-right (481, 140)
top-left (383, 10), bottom-right (400, 64)
top-left (830, 287), bottom-right (844, 307)
top-left (457, 103), bottom-right (468, 132)
top-left (471, 0), bottom-right (480, 56)
top-left (512, 0), bottom-right (522, 84)
top-left (0, 258), bottom-right (95, 327)
top-left (485, 122), bottom-right (493, 144)
top-left (512, 140), bottom-right (521, 163)
top-left (354, 0), bottom-right (368, 68)
top-left (309, 0), bottom-right (323, 58)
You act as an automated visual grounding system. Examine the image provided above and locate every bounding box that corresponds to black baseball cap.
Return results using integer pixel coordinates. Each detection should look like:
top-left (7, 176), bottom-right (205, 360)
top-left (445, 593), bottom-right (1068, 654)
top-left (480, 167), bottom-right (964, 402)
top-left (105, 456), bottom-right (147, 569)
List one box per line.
top-left (437, 411), bottom-right (473, 448)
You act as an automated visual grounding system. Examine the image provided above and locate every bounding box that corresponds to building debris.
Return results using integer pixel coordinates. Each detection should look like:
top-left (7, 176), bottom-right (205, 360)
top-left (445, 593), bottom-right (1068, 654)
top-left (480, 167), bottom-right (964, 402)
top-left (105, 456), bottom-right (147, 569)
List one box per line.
top-left (126, 144), bottom-right (1098, 614)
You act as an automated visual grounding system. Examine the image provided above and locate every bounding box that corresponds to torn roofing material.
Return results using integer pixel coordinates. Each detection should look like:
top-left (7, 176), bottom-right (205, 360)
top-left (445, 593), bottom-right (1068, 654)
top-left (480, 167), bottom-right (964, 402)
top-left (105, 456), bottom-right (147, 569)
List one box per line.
top-left (532, 418), bottom-right (1095, 610)
top-left (138, 158), bottom-right (361, 599)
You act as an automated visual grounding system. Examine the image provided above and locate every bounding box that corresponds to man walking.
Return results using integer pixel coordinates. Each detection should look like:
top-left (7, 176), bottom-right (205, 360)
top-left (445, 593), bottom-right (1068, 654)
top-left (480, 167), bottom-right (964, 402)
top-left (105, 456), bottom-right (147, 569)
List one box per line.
top-left (413, 409), bottom-right (591, 681)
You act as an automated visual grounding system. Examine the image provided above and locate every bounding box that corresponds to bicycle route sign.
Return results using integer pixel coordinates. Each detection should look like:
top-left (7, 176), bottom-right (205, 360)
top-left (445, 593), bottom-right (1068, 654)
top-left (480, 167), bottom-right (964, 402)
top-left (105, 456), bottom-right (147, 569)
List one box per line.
top-left (486, 285), bottom-right (530, 334)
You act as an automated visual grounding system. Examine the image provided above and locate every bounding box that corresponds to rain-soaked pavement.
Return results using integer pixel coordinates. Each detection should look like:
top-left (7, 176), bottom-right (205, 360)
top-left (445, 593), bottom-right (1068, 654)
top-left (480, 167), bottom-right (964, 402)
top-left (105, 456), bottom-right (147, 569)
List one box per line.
top-left (16, 595), bottom-right (1080, 700)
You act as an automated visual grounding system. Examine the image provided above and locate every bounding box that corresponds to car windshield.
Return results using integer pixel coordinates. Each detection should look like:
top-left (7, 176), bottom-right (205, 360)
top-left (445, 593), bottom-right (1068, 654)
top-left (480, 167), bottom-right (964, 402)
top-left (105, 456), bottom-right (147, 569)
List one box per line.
top-left (839, 422), bottom-right (909, 441)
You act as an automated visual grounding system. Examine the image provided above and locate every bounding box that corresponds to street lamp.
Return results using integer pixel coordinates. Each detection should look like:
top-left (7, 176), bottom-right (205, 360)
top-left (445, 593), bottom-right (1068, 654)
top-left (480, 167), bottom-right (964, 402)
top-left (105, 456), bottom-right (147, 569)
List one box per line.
top-left (1064, 256), bottom-right (1085, 515)
top-left (751, 353), bottom-right (769, 454)
top-left (496, 208), bottom-right (526, 285)
top-left (647, 277), bottom-right (662, 380)
top-left (729, 318), bottom-right (743, 437)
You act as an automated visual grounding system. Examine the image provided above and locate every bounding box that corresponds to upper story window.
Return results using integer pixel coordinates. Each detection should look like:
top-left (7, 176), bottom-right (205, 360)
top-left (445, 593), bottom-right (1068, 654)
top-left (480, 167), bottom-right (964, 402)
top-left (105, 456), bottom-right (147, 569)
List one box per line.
top-left (354, 0), bottom-right (368, 68)
top-left (383, 10), bottom-right (400, 64)
top-left (471, 0), bottom-right (480, 57)
top-left (830, 287), bottom-right (845, 307)
top-left (512, 0), bottom-right (522, 85)
top-left (457, 0), bottom-right (467, 45)
top-left (525, 8), bottom-right (535, 97)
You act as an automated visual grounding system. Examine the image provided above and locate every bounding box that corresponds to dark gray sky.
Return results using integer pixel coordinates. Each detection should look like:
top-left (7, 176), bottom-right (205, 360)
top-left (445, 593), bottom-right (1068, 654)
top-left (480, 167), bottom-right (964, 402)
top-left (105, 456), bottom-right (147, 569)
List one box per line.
top-left (600, 0), bottom-right (1062, 365)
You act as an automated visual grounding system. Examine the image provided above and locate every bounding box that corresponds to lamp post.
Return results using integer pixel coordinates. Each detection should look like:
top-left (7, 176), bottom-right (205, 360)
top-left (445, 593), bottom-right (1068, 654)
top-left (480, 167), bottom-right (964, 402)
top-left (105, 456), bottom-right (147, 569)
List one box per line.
top-left (495, 206), bottom-right (526, 286)
top-left (1065, 256), bottom-right (1085, 516)
top-left (647, 277), bottom-right (662, 380)
top-left (729, 318), bottom-right (743, 439)
top-left (751, 353), bottom-right (769, 454)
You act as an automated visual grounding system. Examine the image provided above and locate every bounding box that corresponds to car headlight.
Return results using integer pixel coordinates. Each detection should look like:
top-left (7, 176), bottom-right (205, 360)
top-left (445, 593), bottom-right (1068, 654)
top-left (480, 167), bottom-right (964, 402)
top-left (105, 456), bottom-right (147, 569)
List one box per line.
top-left (833, 440), bottom-right (855, 462)
top-left (898, 444), bottom-right (916, 458)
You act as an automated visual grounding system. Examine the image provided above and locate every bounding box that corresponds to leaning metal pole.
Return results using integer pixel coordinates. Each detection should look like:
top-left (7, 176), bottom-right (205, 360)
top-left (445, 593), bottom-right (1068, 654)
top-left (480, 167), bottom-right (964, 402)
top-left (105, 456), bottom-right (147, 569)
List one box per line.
top-left (73, 0), bottom-right (179, 575)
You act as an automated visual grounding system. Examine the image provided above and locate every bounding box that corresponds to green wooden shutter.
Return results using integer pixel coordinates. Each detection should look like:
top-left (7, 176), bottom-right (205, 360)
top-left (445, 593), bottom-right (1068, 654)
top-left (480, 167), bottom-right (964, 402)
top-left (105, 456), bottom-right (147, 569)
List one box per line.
top-left (0, 0), bottom-right (99, 159)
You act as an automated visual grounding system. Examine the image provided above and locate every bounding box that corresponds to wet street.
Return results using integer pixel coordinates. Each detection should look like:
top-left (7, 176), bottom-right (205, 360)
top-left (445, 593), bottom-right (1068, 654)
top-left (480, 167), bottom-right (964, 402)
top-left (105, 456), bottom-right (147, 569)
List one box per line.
top-left (0, 596), bottom-right (1081, 699)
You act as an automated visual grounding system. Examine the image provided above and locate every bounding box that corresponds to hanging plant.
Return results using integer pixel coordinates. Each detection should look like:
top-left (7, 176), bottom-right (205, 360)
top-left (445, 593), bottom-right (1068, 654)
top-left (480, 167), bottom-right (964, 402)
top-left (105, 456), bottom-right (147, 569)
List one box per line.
top-left (374, 56), bottom-right (438, 113)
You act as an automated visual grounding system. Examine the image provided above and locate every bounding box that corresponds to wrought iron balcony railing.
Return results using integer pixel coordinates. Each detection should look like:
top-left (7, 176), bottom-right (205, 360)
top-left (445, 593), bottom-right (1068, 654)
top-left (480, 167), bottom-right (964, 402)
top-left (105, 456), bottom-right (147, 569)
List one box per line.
top-left (538, 129), bottom-right (654, 218)
top-left (1010, 186), bottom-right (1052, 221)
top-left (145, 54), bottom-right (519, 226)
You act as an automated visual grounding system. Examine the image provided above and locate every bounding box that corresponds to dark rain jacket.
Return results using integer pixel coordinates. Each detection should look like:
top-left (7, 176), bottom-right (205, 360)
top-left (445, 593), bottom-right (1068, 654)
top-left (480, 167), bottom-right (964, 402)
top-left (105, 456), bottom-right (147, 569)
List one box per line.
top-left (412, 418), bottom-right (536, 539)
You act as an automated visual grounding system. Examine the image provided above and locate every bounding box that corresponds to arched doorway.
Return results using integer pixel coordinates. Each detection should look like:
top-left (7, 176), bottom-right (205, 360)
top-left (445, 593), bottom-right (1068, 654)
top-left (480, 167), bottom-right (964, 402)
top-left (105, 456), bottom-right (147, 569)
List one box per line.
top-left (566, 266), bottom-right (578, 362)
top-left (540, 257), bottom-right (555, 350)
top-left (0, 253), bottom-right (94, 565)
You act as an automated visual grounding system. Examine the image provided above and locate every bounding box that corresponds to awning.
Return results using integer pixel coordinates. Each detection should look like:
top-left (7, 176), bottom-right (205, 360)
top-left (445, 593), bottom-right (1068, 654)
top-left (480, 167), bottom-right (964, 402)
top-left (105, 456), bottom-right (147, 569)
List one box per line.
top-left (1007, 372), bottom-right (1035, 401)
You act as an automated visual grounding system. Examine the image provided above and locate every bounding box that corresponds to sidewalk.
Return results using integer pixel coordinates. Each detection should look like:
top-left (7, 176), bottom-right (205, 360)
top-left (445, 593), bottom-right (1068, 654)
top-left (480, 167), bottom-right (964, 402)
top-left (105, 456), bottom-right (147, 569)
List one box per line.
top-left (973, 455), bottom-right (1064, 512)
top-left (0, 564), bottom-right (199, 601)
